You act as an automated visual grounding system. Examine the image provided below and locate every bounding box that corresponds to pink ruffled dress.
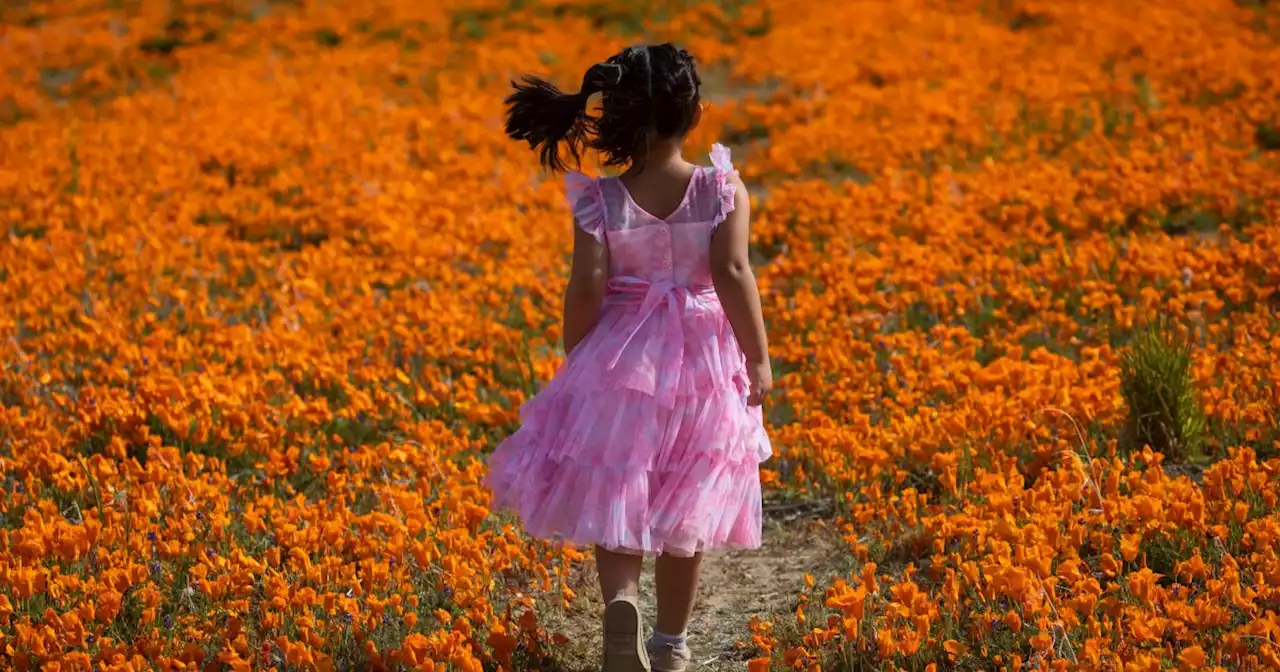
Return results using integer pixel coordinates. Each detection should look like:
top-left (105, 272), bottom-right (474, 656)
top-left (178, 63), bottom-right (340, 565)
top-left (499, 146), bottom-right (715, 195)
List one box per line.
top-left (485, 144), bottom-right (772, 557)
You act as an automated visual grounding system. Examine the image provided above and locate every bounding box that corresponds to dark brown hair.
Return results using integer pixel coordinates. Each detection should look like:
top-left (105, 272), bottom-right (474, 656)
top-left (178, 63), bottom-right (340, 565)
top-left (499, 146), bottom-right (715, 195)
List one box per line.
top-left (504, 44), bottom-right (702, 172)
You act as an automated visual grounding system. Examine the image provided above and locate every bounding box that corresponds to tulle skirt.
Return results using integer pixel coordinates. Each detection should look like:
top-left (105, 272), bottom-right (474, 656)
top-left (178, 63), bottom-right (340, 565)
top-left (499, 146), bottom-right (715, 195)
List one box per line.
top-left (484, 284), bottom-right (772, 557)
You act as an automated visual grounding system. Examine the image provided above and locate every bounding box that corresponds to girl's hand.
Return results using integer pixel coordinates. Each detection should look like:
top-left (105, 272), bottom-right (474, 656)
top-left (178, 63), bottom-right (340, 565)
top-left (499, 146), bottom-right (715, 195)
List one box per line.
top-left (746, 359), bottom-right (773, 406)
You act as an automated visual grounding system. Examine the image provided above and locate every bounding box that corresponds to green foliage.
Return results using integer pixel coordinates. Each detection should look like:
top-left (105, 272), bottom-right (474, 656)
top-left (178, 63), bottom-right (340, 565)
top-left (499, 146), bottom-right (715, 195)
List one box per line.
top-left (1256, 122), bottom-right (1280, 151)
top-left (314, 28), bottom-right (342, 47)
top-left (1119, 320), bottom-right (1206, 463)
top-left (139, 36), bottom-right (184, 55)
top-left (1139, 529), bottom-right (1223, 581)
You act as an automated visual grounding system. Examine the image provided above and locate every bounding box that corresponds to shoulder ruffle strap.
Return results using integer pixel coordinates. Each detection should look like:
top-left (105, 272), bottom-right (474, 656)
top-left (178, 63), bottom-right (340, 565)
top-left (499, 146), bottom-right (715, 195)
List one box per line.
top-left (709, 143), bottom-right (738, 230)
top-left (564, 171), bottom-right (606, 243)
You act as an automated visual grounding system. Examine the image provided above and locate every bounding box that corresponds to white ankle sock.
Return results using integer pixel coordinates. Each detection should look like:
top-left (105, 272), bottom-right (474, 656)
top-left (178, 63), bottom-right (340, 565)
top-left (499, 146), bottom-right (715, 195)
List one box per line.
top-left (650, 629), bottom-right (687, 649)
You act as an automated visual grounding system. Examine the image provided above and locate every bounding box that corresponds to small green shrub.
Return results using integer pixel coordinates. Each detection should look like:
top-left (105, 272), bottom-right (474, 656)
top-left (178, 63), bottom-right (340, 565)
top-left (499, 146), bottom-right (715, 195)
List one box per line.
top-left (1119, 320), bottom-right (1206, 463)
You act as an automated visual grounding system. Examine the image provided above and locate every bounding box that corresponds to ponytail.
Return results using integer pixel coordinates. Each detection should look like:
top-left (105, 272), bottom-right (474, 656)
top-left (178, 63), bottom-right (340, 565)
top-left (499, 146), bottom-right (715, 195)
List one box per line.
top-left (504, 63), bottom-right (624, 172)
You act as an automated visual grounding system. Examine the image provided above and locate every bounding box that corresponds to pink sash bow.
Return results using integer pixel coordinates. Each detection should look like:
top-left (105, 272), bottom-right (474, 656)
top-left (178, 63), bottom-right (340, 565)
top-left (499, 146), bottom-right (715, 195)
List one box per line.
top-left (603, 276), bottom-right (716, 409)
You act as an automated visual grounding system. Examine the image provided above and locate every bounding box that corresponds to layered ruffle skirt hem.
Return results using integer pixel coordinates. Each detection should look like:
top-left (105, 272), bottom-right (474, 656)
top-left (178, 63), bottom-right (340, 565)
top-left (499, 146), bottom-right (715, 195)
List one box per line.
top-left (484, 286), bottom-right (772, 558)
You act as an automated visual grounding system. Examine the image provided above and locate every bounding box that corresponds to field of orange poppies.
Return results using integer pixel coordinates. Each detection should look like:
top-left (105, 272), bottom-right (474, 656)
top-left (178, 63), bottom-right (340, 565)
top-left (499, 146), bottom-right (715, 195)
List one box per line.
top-left (2, 0), bottom-right (1280, 670)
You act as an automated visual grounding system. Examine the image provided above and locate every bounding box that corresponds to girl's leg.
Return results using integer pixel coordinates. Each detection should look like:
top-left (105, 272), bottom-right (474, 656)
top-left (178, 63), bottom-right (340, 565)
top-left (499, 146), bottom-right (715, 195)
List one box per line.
top-left (595, 545), bottom-right (643, 601)
top-left (596, 546), bottom-right (650, 672)
top-left (654, 552), bottom-right (702, 635)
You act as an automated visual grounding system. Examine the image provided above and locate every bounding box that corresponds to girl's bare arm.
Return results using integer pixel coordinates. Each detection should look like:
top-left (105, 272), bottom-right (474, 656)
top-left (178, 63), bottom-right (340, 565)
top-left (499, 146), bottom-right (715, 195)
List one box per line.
top-left (562, 225), bottom-right (609, 355)
top-left (709, 176), bottom-right (772, 403)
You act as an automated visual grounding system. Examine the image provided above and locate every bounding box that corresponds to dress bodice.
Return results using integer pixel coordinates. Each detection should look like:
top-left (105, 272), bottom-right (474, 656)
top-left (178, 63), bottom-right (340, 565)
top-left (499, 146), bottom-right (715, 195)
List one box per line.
top-left (565, 144), bottom-right (738, 288)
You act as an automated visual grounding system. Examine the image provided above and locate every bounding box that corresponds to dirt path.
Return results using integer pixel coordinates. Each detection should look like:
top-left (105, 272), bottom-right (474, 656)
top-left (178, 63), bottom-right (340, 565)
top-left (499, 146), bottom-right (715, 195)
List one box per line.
top-left (540, 513), bottom-right (851, 671)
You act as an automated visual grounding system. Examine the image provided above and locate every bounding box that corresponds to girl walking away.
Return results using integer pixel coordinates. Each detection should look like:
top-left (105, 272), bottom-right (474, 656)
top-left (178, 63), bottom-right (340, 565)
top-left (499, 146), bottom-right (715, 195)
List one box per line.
top-left (486, 44), bottom-right (772, 672)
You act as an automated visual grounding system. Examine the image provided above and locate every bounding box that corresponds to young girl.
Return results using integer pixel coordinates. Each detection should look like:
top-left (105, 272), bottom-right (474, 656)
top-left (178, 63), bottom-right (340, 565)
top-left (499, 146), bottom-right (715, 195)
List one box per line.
top-left (486, 43), bottom-right (772, 672)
